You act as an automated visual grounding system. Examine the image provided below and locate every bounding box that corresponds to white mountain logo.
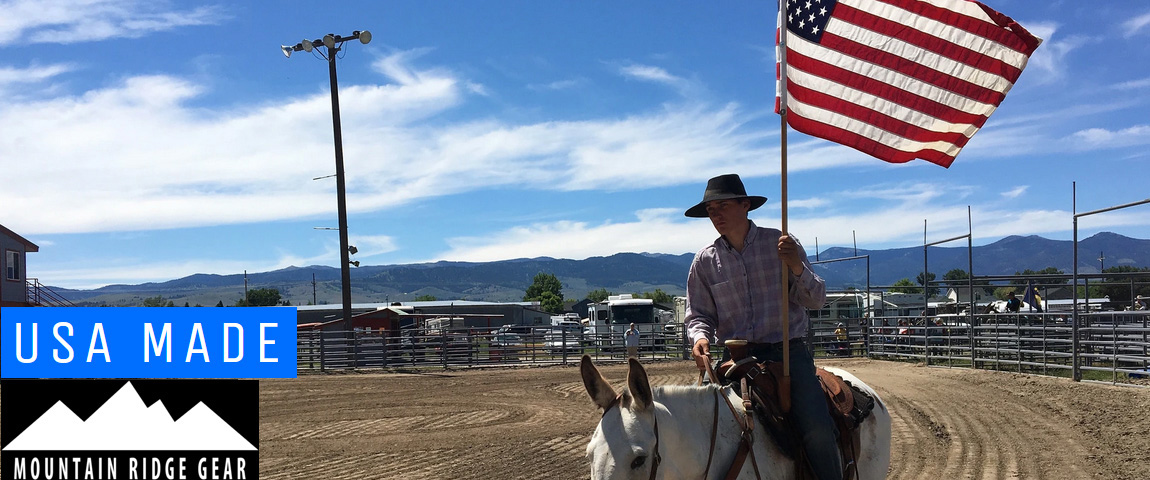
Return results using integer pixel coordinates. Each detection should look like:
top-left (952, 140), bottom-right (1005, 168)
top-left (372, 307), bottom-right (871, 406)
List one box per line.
top-left (2, 381), bottom-right (255, 451)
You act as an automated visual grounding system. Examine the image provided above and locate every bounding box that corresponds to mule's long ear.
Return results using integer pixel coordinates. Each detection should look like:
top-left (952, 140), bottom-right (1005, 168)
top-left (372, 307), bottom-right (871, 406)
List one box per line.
top-left (581, 355), bottom-right (618, 409)
top-left (626, 358), bottom-right (653, 411)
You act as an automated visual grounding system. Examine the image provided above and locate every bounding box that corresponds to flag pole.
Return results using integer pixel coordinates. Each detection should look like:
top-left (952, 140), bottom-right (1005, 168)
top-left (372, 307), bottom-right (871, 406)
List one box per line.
top-left (777, 0), bottom-right (792, 413)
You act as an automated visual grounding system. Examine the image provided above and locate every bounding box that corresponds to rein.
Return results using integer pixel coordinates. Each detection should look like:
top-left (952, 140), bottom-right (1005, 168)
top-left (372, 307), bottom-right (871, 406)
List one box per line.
top-left (697, 359), bottom-right (763, 480)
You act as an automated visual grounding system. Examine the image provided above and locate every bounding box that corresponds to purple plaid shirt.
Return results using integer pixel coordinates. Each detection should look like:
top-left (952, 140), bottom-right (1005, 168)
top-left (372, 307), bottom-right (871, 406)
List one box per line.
top-left (685, 221), bottom-right (826, 346)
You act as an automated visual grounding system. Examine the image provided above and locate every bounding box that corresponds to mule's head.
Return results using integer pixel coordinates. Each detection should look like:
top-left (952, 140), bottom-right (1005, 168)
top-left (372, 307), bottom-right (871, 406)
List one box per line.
top-left (581, 355), bottom-right (659, 480)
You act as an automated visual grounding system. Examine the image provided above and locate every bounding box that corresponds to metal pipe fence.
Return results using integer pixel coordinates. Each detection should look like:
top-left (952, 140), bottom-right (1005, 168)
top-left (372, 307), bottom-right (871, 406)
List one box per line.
top-left (297, 313), bottom-right (1150, 385)
top-left (864, 311), bottom-right (1150, 384)
top-left (297, 326), bottom-right (686, 372)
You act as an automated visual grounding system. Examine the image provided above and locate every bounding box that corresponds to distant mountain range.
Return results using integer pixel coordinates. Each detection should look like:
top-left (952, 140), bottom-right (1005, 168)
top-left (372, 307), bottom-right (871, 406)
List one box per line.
top-left (53, 232), bottom-right (1150, 307)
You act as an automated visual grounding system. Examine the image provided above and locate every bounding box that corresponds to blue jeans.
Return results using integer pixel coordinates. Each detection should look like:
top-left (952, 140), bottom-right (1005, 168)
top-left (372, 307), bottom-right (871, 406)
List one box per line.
top-left (726, 340), bottom-right (842, 480)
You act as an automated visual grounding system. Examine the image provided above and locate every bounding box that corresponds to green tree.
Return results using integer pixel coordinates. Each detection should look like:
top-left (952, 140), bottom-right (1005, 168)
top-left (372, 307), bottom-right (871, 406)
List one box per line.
top-left (915, 271), bottom-right (939, 297)
top-left (586, 288), bottom-right (613, 303)
top-left (537, 291), bottom-right (565, 314)
top-left (237, 288), bottom-right (281, 307)
top-left (183, 302), bottom-right (190, 307)
top-left (1014, 267), bottom-right (1068, 286)
top-left (637, 289), bottom-right (674, 305)
top-left (994, 286), bottom-right (1017, 300)
top-left (1097, 266), bottom-right (1150, 304)
top-left (524, 272), bottom-right (564, 304)
top-left (889, 278), bottom-right (920, 294)
top-left (215, 300), bottom-right (224, 307)
top-left (942, 268), bottom-right (969, 287)
top-left (142, 295), bottom-right (170, 307)
top-left (413, 294), bottom-right (438, 302)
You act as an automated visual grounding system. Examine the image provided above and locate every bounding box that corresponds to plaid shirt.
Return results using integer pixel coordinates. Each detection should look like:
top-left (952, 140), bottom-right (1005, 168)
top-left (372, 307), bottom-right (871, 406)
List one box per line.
top-left (685, 221), bottom-right (825, 346)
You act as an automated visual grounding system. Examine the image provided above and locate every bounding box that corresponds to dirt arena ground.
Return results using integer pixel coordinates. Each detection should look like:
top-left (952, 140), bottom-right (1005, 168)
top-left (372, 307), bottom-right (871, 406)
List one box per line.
top-left (259, 358), bottom-right (1150, 479)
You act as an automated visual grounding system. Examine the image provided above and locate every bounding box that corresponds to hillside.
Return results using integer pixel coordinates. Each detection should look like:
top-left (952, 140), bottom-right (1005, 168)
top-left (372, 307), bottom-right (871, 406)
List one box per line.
top-left (53, 232), bottom-right (1150, 307)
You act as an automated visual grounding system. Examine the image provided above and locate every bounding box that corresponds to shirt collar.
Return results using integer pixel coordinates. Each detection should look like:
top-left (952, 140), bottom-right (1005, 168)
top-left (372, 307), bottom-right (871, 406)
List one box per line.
top-left (718, 220), bottom-right (759, 251)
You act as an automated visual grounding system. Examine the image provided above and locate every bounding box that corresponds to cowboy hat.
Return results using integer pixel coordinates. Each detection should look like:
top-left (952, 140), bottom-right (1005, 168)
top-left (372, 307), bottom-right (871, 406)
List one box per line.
top-left (684, 173), bottom-right (767, 218)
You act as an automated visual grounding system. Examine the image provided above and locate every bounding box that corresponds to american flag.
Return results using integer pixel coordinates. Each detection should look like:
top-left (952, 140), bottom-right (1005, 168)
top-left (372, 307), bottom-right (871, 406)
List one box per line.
top-left (775, 0), bottom-right (1041, 167)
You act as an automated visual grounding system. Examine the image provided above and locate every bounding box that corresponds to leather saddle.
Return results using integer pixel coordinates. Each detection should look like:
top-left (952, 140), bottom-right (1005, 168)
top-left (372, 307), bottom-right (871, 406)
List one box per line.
top-left (716, 352), bottom-right (876, 479)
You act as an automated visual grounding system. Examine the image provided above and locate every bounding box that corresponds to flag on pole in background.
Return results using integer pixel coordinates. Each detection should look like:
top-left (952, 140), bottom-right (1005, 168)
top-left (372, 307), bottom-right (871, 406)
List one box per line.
top-left (1022, 280), bottom-right (1043, 312)
top-left (775, 0), bottom-right (1042, 167)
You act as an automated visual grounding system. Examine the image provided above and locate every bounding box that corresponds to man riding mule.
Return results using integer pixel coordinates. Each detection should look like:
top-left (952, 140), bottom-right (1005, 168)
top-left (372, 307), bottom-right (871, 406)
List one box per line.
top-left (580, 357), bottom-right (892, 480)
top-left (683, 174), bottom-right (843, 480)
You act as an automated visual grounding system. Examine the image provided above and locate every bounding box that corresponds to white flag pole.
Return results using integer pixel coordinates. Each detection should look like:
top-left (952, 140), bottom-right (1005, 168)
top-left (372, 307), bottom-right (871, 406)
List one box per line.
top-left (777, 0), bottom-right (792, 413)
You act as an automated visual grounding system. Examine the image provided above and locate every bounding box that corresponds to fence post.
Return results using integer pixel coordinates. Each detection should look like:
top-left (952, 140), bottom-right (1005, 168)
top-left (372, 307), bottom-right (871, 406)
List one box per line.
top-left (352, 330), bottom-right (359, 371)
top-left (970, 314), bottom-right (977, 370)
top-left (561, 326), bottom-right (570, 363)
top-left (1112, 313), bottom-right (1118, 384)
top-left (319, 330), bottom-right (326, 372)
top-left (1016, 315), bottom-right (1022, 374)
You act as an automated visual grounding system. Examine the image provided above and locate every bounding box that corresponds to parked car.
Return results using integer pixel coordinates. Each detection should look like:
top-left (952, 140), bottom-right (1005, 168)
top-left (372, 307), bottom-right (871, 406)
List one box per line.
top-left (543, 323), bottom-right (583, 353)
top-left (489, 325), bottom-right (525, 361)
top-left (490, 326), bottom-right (525, 348)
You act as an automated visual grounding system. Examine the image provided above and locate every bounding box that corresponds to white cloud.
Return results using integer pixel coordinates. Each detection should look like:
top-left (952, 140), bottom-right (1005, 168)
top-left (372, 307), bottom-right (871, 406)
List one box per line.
top-left (1001, 186), bottom-right (1028, 199)
top-left (1023, 23), bottom-right (1089, 82)
top-left (3, 49), bottom-right (803, 237)
top-left (527, 78), bottom-right (586, 91)
top-left (619, 63), bottom-right (700, 97)
top-left (1071, 125), bottom-right (1150, 148)
top-left (790, 197), bottom-right (830, 209)
top-left (0, 63), bottom-right (74, 86)
top-left (0, 0), bottom-right (226, 44)
top-left (349, 234), bottom-right (399, 258)
top-left (1122, 11), bottom-right (1150, 38)
top-left (436, 210), bottom-right (717, 262)
top-left (1113, 77), bottom-right (1150, 90)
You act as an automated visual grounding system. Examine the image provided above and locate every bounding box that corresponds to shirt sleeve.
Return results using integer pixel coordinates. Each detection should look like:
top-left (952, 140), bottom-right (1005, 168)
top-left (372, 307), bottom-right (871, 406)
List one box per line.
top-left (684, 253), bottom-right (717, 346)
top-left (788, 238), bottom-right (826, 310)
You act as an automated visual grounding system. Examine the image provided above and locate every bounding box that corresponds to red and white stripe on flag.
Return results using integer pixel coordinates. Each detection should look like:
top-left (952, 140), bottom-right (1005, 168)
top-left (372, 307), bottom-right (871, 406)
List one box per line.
top-left (775, 0), bottom-right (1041, 168)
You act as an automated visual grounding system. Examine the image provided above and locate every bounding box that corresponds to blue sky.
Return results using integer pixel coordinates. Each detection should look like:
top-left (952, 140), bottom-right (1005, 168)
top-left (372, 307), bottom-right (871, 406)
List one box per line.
top-left (3, 0), bottom-right (1149, 290)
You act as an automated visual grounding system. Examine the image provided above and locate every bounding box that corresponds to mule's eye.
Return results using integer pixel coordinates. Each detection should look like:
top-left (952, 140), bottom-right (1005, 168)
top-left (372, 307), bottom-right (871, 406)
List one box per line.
top-left (631, 456), bottom-right (646, 469)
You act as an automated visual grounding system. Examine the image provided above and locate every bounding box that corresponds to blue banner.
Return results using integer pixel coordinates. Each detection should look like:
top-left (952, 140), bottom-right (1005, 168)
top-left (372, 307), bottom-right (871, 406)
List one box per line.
top-left (1, 307), bottom-right (296, 378)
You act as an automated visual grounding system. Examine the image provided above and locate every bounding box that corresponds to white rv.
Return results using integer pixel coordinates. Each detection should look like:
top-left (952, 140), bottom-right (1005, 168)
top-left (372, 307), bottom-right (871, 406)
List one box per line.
top-left (585, 294), bottom-right (668, 350)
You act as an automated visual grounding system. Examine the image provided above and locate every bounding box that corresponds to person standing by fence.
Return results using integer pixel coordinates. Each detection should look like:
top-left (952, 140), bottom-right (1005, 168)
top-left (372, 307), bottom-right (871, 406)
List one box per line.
top-left (625, 323), bottom-right (640, 358)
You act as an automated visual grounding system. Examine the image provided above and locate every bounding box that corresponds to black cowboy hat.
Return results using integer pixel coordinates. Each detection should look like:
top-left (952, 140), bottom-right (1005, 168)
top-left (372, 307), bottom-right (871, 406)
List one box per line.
top-left (684, 174), bottom-right (767, 218)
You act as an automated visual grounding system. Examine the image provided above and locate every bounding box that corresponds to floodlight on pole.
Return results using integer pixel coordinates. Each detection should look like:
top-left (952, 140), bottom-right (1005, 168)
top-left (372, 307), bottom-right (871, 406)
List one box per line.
top-left (281, 29), bottom-right (372, 332)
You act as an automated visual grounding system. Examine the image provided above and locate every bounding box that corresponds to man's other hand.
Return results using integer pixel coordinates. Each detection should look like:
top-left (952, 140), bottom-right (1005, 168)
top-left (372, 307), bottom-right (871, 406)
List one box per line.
top-left (692, 338), bottom-right (711, 372)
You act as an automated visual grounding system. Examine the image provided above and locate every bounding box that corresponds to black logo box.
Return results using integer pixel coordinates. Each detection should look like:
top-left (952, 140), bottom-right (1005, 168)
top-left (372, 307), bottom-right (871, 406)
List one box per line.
top-left (2, 379), bottom-right (257, 480)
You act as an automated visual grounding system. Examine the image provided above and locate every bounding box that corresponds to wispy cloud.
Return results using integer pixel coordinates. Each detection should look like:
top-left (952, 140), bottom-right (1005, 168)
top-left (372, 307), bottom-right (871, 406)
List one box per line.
top-left (349, 235), bottom-right (399, 259)
top-left (1023, 22), bottom-right (1089, 83)
top-left (2, 50), bottom-right (786, 236)
top-left (0, 63), bottom-right (74, 86)
top-left (1071, 125), bottom-right (1150, 149)
top-left (619, 64), bottom-right (701, 97)
top-left (527, 78), bottom-right (587, 91)
top-left (0, 0), bottom-right (226, 44)
top-left (1123, 11), bottom-right (1150, 38)
top-left (1001, 186), bottom-right (1028, 199)
top-left (790, 197), bottom-right (830, 209)
top-left (1113, 77), bottom-right (1150, 90)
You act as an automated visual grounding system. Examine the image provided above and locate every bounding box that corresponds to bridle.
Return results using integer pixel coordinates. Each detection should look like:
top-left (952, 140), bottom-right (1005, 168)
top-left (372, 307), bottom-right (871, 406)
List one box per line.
top-left (597, 359), bottom-right (761, 480)
top-left (601, 394), bottom-right (662, 480)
